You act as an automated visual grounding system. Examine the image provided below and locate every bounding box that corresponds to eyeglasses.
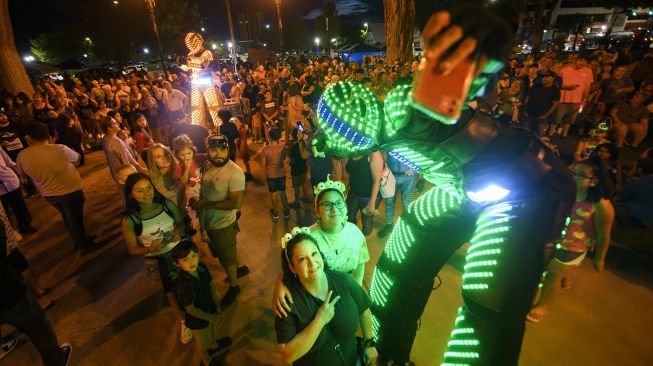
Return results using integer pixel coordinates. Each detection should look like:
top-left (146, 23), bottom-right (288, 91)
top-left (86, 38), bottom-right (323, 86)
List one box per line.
top-left (319, 200), bottom-right (346, 211)
top-left (572, 172), bottom-right (594, 180)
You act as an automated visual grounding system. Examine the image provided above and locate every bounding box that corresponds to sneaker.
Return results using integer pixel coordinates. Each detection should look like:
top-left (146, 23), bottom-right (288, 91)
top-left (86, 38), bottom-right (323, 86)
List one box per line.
top-left (0, 336), bottom-right (17, 360)
top-left (80, 241), bottom-right (108, 255)
top-left (377, 224), bottom-right (394, 238)
top-left (236, 265), bottom-right (250, 279)
top-left (269, 209), bottom-right (279, 219)
top-left (208, 336), bottom-right (233, 356)
top-left (60, 342), bottom-right (72, 366)
top-left (180, 321), bottom-right (193, 344)
top-left (220, 286), bottom-right (241, 309)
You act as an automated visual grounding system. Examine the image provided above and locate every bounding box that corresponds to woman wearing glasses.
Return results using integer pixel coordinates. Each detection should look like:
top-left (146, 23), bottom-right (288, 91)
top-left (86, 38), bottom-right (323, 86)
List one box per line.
top-left (272, 175), bottom-right (369, 318)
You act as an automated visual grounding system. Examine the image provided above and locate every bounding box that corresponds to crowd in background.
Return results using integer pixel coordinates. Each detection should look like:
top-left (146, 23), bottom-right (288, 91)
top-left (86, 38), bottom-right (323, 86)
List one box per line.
top-left (1, 43), bottom-right (653, 365)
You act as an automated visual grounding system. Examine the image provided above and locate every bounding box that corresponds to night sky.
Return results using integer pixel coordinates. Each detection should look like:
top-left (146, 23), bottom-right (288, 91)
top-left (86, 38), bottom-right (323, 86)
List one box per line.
top-left (9, 0), bottom-right (383, 53)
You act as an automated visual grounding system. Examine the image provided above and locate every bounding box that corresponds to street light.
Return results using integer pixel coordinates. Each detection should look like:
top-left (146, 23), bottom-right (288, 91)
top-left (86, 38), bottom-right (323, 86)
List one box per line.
top-left (83, 53), bottom-right (88, 58)
top-left (144, 0), bottom-right (168, 78)
top-left (23, 55), bottom-right (35, 62)
top-left (143, 48), bottom-right (149, 54)
top-left (228, 41), bottom-right (233, 48)
top-left (263, 43), bottom-right (267, 47)
top-left (201, 27), bottom-right (206, 32)
top-left (113, 0), bottom-right (119, 5)
top-left (265, 24), bottom-right (270, 29)
top-left (274, 0), bottom-right (285, 63)
top-left (363, 22), bottom-right (368, 28)
top-left (315, 37), bottom-right (320, 55)
top-left (211, 43), bottom-right (218, 50)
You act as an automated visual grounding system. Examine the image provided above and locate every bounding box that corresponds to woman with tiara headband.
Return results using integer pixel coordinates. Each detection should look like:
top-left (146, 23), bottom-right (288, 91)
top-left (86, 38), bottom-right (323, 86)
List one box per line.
top-left (274, 227), bottom-right (378, 366)
top-left (272, 175), bottom-right (369, 318)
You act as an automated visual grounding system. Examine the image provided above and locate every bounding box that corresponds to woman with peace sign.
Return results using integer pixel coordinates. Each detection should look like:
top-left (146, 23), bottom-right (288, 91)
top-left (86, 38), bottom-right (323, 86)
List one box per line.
top-left (275, 230), bottom-right (378, 366)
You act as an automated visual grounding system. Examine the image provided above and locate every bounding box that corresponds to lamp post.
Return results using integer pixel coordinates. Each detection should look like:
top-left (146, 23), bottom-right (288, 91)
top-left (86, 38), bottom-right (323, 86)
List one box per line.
top-left (224, 0), bottom-right (238, 74)
top-left (144, 0), bottom-right (167, 78)
top-left (274, 0), bottom-right (285, 63)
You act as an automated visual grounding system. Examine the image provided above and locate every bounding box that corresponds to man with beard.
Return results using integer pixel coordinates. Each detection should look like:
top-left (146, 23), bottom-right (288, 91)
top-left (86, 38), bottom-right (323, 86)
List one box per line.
top-left (191, 134), bottom-right (249, 309)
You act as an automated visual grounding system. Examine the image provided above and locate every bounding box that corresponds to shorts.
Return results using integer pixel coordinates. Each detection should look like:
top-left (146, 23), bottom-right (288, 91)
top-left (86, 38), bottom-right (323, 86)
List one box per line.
top-left (553, 248), bottom-right (587, 266)
top-left (555, 103), bottom-right (580, 125)
top-left (191, 320), bottom-right (221, 358)
top-left (291, 172), bottom-right (306, 189)
top-left (207, 222), bottom-right (239, 267)
top-left (266, 176), bottom-right (286, 192)
top-left (8, 248), bottom-right (29, 273)
top-left (168, 110), bottom-right (186, 123)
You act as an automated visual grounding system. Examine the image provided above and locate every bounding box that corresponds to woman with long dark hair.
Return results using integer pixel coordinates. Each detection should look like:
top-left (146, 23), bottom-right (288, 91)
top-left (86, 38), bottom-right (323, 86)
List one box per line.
top-left (120, 172), bottom-right (193, 343)
top-left (274, 230), bottom-right (378, 366)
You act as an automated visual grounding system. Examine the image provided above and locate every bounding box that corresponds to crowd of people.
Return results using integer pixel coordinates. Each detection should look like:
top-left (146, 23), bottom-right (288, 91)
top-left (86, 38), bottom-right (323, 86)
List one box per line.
top-left (0, 39), bottom-right (652, 365)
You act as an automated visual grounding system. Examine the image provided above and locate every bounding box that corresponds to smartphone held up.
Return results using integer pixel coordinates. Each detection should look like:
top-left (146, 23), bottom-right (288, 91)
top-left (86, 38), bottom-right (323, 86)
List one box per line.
top-left (411, 52), bottom-right (479, 125)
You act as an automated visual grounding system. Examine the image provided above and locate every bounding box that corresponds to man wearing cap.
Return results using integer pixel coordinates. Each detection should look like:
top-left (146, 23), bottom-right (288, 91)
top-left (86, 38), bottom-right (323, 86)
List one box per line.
top-left (524, 71), bottom-right (561, 136)
top-left (192, 134), bottom-right (249, 308)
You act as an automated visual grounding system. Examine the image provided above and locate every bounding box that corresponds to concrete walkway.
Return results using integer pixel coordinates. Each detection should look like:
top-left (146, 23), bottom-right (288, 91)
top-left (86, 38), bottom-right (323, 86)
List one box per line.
top-left (3, 149), bottom-right (652, 366)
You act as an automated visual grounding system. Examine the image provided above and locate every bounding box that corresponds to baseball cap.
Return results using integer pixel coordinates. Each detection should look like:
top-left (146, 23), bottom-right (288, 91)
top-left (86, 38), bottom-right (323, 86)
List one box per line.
top-left (206, 134), bottom-right (229, 149)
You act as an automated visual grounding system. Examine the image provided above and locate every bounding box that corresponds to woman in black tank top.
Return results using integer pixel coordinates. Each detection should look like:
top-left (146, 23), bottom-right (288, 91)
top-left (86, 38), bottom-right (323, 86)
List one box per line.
top-left (344, 151), bottom-right (384, 236)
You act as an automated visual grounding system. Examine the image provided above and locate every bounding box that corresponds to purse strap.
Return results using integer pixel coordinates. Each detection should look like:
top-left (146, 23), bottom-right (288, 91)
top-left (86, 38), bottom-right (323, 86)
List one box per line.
top-left (308, 289), bottom-right (349, 366)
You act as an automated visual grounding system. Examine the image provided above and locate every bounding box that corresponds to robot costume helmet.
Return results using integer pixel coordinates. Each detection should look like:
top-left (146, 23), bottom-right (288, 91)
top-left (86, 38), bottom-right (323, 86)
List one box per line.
top-left (316, 81), bottom-right (382, 156)
top-left (184, 32), bottom-right (204, 52)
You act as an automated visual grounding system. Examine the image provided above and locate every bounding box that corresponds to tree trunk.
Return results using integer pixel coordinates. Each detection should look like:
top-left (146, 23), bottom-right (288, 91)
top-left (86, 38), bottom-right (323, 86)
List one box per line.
top-left (0, 0), bottom-right (34, 95)
top-left (531, 0), bottom-right (546, 55)
top-left (383, 0), bottom-right (415, 65)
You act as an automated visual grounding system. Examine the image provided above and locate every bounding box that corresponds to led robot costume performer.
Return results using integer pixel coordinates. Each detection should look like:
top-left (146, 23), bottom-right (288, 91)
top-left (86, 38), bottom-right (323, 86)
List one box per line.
top-left (182, 32), bottom-right (222, 129)
top-left (311, 2), bottom-right (575, 365)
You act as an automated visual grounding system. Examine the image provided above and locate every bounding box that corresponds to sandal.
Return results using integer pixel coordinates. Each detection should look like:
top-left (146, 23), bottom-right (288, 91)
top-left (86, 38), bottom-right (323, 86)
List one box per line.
top-left (526, 310), bottom-right (546, 324)
top-left (180, 321), bottom-right (193, 344)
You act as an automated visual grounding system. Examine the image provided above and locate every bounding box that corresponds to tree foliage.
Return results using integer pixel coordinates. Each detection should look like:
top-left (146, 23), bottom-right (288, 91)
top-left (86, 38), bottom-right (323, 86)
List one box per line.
top-left (30, 31), bottom-right (86, 64)
top-left (27, 0), bottom-right (199, 66)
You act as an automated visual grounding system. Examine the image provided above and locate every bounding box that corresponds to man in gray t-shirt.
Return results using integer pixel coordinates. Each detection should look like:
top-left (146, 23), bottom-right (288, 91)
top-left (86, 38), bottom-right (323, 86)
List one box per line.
top-left (16, 123), bottom-right (103, 254)
top-left (192, 134), bottom-right (248, 308)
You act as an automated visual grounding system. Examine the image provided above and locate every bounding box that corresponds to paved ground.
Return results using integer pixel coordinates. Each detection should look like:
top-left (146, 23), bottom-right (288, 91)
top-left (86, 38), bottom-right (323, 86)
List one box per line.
top-left (2, 149), bottom-right (653, 366)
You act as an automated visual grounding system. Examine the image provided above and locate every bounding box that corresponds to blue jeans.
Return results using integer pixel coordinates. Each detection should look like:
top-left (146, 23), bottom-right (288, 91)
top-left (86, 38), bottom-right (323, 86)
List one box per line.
top-left (347, 192), bottom-right (381, 236)
top-left (384, 173), bottom-right (416, 225)
top-left (44, 190), bottom-right (90, 250)
top-left (0, 291), bottom-right (65, 366)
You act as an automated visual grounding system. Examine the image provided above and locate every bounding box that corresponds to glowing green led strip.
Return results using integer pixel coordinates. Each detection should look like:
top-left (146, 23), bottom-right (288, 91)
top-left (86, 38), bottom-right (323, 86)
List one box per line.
top-left (369, 268), bottom-right (394, 307)
top-left (386, 218), bottom-right (416, 263)
top-left (442, 308), bottom-right (482, 365)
